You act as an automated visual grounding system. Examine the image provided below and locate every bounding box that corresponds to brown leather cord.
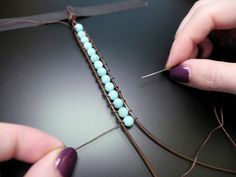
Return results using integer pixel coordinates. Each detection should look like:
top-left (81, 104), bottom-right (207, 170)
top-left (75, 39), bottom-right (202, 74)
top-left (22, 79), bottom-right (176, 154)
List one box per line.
top-left (0, 1), bottom-right (233, 176)
top-left (71, 20), bottom-right (159, 177)
top-left (1, 1), bottom-right (234, 175)
top-left (110, 72), bottom-right (236, 175)
top-left (70, 19), bottom-right (236, 176)
top-left (72, 21), bottom-right (236, 175)
top-left (66, 6), bottom-right (77, 23)
top-left (0, 0), bottom-right (147, 32)
top-left (135, 119), bottom-right (236, 174)
top-left (87, 34), bottom-right (236, 175)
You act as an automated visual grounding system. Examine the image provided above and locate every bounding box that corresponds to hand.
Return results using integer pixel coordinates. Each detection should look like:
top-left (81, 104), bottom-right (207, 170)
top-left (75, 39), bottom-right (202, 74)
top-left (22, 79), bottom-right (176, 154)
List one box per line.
top-left (166, 0), bottom-right (236, 94)
top-left (0, 123), bottom-right (77, 177)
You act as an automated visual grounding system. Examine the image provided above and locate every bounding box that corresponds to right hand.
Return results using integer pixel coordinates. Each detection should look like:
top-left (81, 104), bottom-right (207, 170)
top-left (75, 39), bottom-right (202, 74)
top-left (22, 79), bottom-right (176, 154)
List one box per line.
top-left (166, 0), bottom-right (236, 94)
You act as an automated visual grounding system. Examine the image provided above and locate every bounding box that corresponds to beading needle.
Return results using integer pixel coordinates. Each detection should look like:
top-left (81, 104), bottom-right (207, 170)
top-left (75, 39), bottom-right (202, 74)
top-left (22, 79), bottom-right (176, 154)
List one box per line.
top-left (141, 68), bottom-right (168, 79)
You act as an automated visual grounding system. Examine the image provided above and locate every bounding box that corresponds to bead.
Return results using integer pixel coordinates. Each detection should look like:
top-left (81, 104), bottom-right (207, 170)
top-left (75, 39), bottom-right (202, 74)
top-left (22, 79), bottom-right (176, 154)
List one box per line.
top-left (123, 116), bottom-right (134, 127)
top-left (118, 107), bottom-right (129, 118)
top-left (108, 90), bottom-right (118, 100)
top-left (87, 48), bottom-right (96, 56)
top-left (101, 75), bottom-right (111, 84)
top-left (113, 98), bottom-right (123, 109)
top-left (77, 31), bottom-right (86, 38)
top-left (81, 36), bottom-right (89, 43)
top-left (83, 42), bottom-right (92, 50)
top-left (94, 61), bottom-right (103, 69)
top-left (97, 67), bottom-right (107, 77)
top-left (90, 54), bottom-right (100, 63)
top-left (105, 82), bottom-right (114, 92)
top-left (74, 23), bottom-right (83, 32)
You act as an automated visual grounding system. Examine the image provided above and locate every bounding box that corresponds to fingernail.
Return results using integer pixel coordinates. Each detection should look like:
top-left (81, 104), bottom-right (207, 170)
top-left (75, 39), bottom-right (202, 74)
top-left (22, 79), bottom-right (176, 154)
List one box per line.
top-left (56, 147), bottom-right (77, 177)
top-left (169, 65), bottom-right (190, 83)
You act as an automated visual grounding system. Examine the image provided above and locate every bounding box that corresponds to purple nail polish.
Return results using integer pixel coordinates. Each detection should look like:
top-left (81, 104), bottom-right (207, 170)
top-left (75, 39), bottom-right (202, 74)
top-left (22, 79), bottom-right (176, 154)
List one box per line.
top-left (56, 147), bottom-right (77, 177)
top-left (169, 65), bottom-right (190, 83)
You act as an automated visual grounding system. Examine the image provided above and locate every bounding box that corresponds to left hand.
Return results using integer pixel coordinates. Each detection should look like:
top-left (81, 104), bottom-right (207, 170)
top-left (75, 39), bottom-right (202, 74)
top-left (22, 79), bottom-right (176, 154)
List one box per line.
top-left (0, 122), bottom-right (77, 177)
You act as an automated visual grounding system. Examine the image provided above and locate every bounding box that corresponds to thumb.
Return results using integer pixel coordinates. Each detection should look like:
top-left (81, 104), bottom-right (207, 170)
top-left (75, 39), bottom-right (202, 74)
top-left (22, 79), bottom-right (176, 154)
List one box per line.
top-left (25, 147), bottom-right (77, 177)
top-left (168, 59), bottom-right (236, 94)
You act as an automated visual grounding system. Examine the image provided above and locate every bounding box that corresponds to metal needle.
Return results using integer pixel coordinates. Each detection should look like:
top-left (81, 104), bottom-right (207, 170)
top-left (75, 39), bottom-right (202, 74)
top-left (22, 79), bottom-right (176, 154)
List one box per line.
top-left (141, 68), bottom-right (168, 79)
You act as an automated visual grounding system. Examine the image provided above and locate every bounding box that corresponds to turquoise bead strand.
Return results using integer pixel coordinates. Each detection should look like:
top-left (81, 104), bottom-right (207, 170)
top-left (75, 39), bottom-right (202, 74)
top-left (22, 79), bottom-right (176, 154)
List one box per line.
top-left (73, 22), bottom-right (134, 128)
top-left (71, 21), bottom-right (231, 177)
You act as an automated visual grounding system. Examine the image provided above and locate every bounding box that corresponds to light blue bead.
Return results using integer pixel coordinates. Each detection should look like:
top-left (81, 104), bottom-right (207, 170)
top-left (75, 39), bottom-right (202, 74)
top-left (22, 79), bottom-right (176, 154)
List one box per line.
top-left (123, 116), bottom-right (134, 127)
top-left (94, 61), bottom-right (103, 69)
top-left (90, 54), bottom-right (100, 63)
top-left (101, 75), bottom-right (111, 84)
top-left (77, 31), bottom-right (86, 38)
top-left (118, 107), bottom-right (129, 118)
top-left (83, 42), bottom-right (92, 50)
top-left (74, 23), bottom-right (83, 32)
top-left (105, 82), bottom-right (114, 92)
top-left (113, 98), bottom-right (123, 109)
top-left (97, 67), bottom-right (107, 77)
top-left (87, 48), bottom-right (96, 56)
top-left (81, 36), bottom-right (89, 43)
top-left (108, 90), bottom-right (118, 100)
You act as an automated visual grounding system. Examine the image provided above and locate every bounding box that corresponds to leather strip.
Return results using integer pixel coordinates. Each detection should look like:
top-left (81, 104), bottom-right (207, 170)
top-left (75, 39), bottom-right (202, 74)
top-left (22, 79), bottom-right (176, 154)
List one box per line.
top-left (0, 0), bottom-right (147, 32)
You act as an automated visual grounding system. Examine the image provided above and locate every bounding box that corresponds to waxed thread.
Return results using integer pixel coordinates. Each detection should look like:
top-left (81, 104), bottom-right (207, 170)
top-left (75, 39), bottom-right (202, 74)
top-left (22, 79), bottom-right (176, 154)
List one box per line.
top-left (180, 106), bottom-right (224, 177)
top-left (72, 18), bottom-right (236, 174)
top-left (180, 106), bottom-right (236, 177)
top-left (95, 38), bottom-right (236, 173)
top-left (70, 17), bottom-right (236, 175)
top-left (75, 126), bottom-right (120, 151)
top-left (0, 17), bottom-right (235, 175)
top-left (215, 106), bottom-right (236, 147)
top-left (71, 19), bottom-right (159, 177)
top-left (0, 12), bottom-right (235, 176)
top-left (75, 17), bottom-right (236, 174)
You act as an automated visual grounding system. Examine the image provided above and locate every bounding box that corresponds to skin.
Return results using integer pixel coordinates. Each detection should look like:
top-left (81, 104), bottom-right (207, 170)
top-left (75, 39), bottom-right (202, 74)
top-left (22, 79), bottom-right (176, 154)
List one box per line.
top-left (0, 123), bottom-right (65, 177)
top-left (2, 1), bottom-right (236, 175)
top-left (166, 0), bottom-right (236, 94)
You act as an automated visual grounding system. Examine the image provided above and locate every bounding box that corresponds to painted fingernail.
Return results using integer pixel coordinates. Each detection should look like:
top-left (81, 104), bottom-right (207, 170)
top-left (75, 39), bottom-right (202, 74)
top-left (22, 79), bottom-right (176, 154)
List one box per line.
top-left (56, 147), bottom-right (77, 177)
top-left (169, 65), bottom-right (190, 83)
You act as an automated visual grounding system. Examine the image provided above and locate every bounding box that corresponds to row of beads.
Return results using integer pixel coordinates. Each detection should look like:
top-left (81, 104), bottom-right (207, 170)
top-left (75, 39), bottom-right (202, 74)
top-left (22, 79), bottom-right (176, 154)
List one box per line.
top-left (74, 23), bottom-right (134, 128)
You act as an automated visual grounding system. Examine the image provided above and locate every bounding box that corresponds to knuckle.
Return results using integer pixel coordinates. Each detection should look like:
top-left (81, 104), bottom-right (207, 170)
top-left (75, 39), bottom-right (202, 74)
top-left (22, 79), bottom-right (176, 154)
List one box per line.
top-left (193, 1), bottom-right (204, 9)
top-left (193, 0), bottom-right (211, 11)
top-left (204, 63), bottom-right (220, 90)
top-left (194, 4), bottom-right (210, 16)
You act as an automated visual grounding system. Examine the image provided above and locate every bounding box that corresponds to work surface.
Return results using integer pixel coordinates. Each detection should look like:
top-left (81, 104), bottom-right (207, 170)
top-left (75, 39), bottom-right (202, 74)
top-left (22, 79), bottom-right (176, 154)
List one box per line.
top-left (0, 0), bottom-right (236, 177)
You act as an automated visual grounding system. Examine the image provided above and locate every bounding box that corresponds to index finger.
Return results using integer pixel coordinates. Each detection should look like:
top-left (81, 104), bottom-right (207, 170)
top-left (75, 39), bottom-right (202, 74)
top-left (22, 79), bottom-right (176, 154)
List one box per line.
top-left (0, 123), bottom-right (64, 163)
top-left (166, 0), bottom-right (236, 68)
